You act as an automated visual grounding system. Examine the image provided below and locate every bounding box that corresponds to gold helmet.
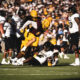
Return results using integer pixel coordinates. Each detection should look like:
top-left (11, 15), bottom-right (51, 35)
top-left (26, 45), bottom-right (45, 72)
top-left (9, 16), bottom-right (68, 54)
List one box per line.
top-left (42, 19), bottom-right (50, 29)
top-left (30, 10), bottom-right (37, 17)
top-left (47, 17), bottom-right (53, 22)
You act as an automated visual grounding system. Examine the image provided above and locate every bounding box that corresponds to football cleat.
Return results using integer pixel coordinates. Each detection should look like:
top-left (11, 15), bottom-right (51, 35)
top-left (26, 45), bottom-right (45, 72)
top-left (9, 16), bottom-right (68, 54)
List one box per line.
top-left (1, 61), bottom-right (9, 65)
top-left (70, 62), bottom-right (80, 66)
top-left (1, 58), bottom-right (9, 65)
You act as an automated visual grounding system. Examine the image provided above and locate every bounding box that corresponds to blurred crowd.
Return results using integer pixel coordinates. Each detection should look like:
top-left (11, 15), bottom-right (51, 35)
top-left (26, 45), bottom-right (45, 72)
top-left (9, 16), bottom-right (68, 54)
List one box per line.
top-left (0, 0), bottom-right (80, 66)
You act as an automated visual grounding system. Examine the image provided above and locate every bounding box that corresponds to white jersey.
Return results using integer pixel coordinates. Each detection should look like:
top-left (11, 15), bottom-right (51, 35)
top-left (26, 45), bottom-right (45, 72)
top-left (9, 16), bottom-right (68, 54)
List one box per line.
top-left (39, 50), bottom-right (53, 58)
top-left (12, 15), bottom-right (21, 29)
top-left (4, 22), bottom-right (12, 37)
top-left (20, 20), bottom-right (37, 30)
top-left (34, 50), bottom-right (53, 64)
top-left (0, 16), bottom-right (5, 24)
top-left (68, 13), bottom-right (79, 33)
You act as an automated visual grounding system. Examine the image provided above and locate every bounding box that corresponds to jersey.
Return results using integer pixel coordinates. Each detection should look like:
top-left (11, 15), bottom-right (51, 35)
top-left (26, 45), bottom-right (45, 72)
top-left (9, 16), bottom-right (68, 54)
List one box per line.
top-left (27, 32), bottom-right (39, 47)
top-left (20, 28), bottom-right (29, 49)
top-left (0, 16), bottom-right (5, 24)
top-left (21, 31), bottom-right (39, 49)
top-left (38, 50), bottom-right (53, 58)
top-left (0, 16), bottom-right (5, 35)
top-left (20, 16), bottom-right (43, 37)
top-left (4, 22), bottom-right (12, 37)
top-left (68, 13), bottom-right (79, 33)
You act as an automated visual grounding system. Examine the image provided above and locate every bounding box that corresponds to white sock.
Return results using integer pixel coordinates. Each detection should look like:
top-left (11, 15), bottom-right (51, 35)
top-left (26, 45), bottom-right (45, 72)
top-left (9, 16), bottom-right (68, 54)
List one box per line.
top-left (75, 58), bottom-right (79, 65)
top-left (60, 52), bottom-right (64, 55)
top-left (55, 58), bottom-right (58, 61)
top-left (59, 52), bottom-right (64, 58)
top-left (2, 58), bottom-right (6, 61)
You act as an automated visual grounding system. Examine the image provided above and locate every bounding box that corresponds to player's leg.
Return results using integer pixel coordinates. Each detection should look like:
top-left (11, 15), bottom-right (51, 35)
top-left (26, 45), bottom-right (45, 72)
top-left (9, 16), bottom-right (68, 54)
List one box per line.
top-left (1, 50), bottom-right (8, 64)
top-left (70, 32), bottom-right (80, 66)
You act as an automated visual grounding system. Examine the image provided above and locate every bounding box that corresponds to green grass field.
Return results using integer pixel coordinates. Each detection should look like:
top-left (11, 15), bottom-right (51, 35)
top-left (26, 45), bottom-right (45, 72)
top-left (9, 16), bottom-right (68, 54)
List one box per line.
top-left (0, 53), bottom-right (80, 80)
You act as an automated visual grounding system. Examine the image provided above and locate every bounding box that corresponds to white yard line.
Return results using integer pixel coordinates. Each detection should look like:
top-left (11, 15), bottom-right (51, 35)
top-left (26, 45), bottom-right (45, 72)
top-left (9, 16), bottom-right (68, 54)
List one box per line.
top-left (0, 72), bottom-right (79, 76)
top-left (0, 67), bottom-right (78, 70)
top-left (0, 68), bottom-right (79, 76)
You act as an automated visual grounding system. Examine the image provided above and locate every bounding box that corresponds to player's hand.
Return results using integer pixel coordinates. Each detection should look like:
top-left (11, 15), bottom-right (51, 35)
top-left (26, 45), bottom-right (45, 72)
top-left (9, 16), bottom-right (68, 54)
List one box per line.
top-left (16, 32), bottom-right (21, 38)
top-left (20, 29), bottom-right (24, 33)
top-left (21, 46), bottom-right (27, 52)
top-left (2, 34), bottom-right (5, 38)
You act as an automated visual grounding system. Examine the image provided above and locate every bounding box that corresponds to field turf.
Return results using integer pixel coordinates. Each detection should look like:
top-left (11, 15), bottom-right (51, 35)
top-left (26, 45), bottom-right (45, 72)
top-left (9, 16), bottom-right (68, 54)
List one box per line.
top-left (0, 53), bottom-right (80, 80)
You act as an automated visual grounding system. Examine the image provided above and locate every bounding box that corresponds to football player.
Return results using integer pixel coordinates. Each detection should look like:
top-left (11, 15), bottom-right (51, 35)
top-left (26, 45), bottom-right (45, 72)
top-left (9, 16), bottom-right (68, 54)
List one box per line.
top-left (0, 10), bottom-right (6, 38)
top-left (11, 10), bottom-right (43, 65)
top-left (68, 5), bottom-right (80, 66)
top-left (1, 15), bottom-right (17, 64)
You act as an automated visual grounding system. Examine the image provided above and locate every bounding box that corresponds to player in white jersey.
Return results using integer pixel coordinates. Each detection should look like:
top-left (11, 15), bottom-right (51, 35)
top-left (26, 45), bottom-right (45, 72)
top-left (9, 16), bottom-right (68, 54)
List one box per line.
top-left (0, 10), bottom-right (6, 38)
top-left (1, 16), bottom-right (17, 65)
top-left (68, 6), bottom-right (80, 66)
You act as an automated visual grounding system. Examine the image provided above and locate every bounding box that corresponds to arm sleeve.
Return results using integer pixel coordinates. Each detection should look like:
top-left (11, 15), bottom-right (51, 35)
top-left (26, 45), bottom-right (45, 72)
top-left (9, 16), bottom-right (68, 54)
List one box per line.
top-left (20, 20), bottom-right (37, 30)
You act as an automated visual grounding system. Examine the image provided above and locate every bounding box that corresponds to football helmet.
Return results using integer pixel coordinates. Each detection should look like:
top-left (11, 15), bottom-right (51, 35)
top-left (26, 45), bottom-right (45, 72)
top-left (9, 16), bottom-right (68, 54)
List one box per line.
top-left (30, 10), bottom-right (37, 17)
top-left (68, 5), bottom-right (77, 14)
top-left (18, 8), bottom-right (26, 17)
